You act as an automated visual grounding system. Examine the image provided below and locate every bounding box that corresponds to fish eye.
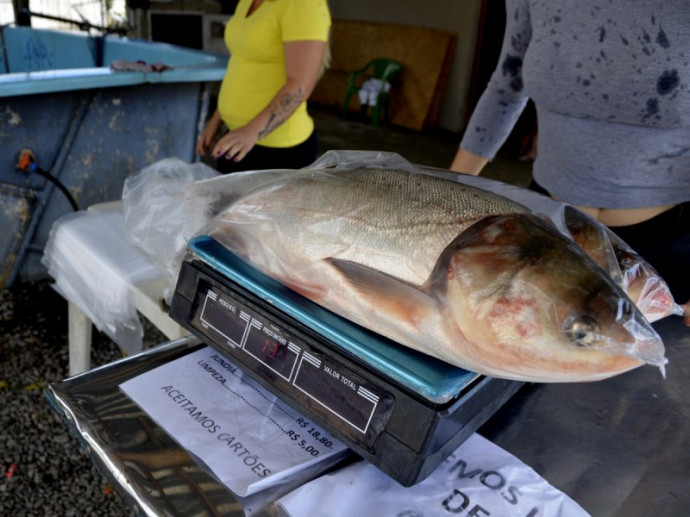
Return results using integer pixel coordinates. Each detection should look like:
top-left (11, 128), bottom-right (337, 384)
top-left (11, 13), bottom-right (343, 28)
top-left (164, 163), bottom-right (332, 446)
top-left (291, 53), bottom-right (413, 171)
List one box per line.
top-left (563, 315), bottom-right (599, 348)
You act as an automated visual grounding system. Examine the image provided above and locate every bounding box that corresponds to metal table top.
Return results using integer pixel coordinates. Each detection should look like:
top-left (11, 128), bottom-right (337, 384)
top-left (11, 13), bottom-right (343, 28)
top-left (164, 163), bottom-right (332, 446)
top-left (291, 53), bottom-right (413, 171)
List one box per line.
top-left (47, 316), bottom-right (690, 516)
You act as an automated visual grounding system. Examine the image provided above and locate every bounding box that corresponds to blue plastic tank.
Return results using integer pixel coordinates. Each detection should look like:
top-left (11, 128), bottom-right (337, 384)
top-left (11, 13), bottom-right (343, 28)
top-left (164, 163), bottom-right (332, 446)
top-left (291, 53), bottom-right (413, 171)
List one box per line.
top-left (0, 26), bottom-right (228, 287)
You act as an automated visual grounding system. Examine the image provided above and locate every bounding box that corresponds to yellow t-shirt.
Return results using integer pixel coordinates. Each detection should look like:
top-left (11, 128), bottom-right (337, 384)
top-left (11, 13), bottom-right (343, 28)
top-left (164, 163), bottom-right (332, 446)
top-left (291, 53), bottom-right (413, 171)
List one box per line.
top-left (218, 0), bottom-right (331, 148)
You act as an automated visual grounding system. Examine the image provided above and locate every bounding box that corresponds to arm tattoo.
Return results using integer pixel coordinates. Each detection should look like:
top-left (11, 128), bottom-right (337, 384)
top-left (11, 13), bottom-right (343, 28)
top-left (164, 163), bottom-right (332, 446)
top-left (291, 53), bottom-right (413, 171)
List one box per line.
top-left (258, 87), bottom-right (305, 140)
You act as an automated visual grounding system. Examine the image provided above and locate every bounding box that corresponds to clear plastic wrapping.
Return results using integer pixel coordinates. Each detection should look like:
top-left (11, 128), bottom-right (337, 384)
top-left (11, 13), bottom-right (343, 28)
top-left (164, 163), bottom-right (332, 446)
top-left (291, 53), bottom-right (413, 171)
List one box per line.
top-left (121, 157), bottom-right (221, 299)
top-left (42, 158), bottom-right (219, 355)
top-left (122, 151), bottom-right (677, 382)
top-left (42, 202), bottom-right (163, 354)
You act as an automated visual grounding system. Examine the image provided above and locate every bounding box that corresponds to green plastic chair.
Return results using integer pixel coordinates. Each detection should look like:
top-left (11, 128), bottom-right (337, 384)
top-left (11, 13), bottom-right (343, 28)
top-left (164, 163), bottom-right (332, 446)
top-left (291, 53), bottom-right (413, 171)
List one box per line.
top-left (343, 58), bottom-right (403, 126)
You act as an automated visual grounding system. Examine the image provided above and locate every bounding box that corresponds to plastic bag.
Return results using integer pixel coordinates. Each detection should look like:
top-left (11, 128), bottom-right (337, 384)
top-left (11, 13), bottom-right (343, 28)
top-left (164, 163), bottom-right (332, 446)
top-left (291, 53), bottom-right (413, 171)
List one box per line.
top-left (121, 157), bottom-right (221, 299)
top-left (42, 202), bottom-right (162, 354)
top-left (181, 149), bottom-right (679, 325)
top-left (122, 151), bottom-right (674, 381)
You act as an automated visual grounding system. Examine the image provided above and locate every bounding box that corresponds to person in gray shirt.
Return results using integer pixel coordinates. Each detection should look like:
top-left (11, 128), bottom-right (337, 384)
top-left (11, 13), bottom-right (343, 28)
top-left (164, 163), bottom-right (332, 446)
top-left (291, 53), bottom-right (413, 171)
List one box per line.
top-left (451, 0), bottom-right (690, 318)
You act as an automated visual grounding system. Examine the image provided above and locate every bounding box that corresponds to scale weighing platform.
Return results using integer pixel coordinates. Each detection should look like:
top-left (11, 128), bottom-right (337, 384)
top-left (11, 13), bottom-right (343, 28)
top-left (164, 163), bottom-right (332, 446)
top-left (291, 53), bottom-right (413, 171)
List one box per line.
top-left (170, 235), bottom-right (523, 486)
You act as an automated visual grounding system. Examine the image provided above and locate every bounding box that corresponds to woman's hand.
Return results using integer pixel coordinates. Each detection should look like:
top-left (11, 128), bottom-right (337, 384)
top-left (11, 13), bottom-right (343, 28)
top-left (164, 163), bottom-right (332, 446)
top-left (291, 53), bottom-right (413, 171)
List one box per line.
top-left (212, 124), bottom-right (260, 162)
top-left (196, 110), bottom-right (223, 157)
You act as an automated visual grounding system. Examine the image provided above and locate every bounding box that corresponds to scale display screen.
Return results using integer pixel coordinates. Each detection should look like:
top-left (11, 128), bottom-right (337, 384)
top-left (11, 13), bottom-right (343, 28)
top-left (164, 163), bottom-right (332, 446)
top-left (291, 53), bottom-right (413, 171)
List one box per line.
top-left (189, 278), bottom-right (395, 449)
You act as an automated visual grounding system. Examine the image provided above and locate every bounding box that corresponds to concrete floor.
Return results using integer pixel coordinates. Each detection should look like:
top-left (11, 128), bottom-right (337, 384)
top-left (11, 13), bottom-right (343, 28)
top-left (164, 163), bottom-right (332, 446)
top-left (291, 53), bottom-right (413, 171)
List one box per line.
top-left (311, 105), bottom-right (533, 187)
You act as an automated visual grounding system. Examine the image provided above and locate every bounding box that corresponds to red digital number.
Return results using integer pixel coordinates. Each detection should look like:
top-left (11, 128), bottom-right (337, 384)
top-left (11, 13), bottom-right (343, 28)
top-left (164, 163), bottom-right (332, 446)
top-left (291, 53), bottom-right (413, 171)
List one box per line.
top-left (262, 339), bottom-right (279, 359)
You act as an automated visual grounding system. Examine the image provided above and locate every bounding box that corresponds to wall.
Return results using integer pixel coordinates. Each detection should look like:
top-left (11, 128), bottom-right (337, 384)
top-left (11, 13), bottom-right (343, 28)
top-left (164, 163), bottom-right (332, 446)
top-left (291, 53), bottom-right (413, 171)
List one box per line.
top-left (1, 0), bottom-right (125, 29)
top-left (312, 20), bottom-right (457, 130)
top-left (328, 0), bottom-right (483, 132)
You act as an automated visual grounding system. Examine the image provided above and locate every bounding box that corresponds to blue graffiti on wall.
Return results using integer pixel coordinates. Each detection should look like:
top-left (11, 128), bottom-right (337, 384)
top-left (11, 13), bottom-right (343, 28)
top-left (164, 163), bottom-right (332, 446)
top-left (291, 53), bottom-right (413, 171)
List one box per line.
top-left (23, 36), bottom-right (53, 71)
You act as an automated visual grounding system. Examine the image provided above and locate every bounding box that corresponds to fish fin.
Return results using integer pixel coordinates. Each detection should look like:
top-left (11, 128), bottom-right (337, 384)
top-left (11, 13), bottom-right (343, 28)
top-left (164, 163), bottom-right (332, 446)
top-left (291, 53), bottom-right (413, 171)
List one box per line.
top-left (325, 258), bottom-right (439, 326)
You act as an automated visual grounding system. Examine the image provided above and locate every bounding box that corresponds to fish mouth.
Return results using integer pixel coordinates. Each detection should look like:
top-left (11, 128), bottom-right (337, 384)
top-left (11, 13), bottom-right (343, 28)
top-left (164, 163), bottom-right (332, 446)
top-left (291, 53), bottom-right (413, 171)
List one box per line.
top-left (562, 303), bottom-right (666, 373)
top-left (617, 316), bottom-right (667, 373)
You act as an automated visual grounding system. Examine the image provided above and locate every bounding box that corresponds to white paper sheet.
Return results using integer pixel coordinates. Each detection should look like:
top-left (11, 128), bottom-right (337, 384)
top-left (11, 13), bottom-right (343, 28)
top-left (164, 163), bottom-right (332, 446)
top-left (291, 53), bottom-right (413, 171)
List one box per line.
top-left (120, 346), bottom-right (349, 497)
top-left (276, 433), bottom-right (589, 517)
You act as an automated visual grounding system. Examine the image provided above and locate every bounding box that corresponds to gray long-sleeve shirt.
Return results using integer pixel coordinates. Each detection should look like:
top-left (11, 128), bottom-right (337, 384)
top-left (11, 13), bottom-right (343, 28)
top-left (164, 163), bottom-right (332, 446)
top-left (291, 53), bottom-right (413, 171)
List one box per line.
top-left (460, 0), bottom-right (690, 209)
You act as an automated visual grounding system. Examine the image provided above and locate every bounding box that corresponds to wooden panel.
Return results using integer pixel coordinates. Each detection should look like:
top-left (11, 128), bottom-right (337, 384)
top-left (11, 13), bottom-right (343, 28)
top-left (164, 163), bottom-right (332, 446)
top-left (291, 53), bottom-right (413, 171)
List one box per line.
top-left (311, 19), bottom-right (457, 130)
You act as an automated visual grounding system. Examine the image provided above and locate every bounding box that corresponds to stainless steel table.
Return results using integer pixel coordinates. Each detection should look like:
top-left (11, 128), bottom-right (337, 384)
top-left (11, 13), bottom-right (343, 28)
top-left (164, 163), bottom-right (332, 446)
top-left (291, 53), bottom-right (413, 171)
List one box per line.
top-left (47, 317), bottom-right (690, 516)
top-left (46, 337), bottom-right (350, 517)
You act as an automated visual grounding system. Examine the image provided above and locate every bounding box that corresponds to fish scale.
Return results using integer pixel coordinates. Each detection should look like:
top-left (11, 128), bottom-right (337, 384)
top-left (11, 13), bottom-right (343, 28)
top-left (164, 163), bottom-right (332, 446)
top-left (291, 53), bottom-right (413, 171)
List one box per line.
top-left (229, 168), bottom-right (529, 286)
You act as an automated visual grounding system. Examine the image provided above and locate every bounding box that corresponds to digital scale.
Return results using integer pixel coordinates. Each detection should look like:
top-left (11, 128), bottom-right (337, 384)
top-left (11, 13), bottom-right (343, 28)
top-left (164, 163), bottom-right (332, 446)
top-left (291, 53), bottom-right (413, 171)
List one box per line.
top-left (170, 235), bottom-right (523, 486)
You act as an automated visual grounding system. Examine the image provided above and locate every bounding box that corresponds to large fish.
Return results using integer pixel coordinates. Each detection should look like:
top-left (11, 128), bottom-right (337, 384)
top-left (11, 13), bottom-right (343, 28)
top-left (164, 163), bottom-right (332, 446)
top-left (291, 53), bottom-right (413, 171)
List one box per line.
top-left (208, 168), bottom-right (666, 382)
top-left (562, 205), bottom-right (682, 323)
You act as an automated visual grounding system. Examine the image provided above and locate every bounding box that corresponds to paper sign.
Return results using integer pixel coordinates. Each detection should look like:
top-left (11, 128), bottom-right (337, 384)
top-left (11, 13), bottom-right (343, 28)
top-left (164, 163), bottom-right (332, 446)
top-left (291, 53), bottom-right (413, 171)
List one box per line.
top-left (120, 346), bottom-right (349, 496)
top-left (276, 433), bottom-right (589, 516)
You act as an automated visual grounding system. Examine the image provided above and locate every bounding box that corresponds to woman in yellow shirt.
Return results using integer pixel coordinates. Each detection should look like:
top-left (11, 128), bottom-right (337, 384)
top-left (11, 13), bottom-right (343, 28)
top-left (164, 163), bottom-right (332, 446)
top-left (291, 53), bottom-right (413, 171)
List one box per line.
top-left (196, 0), bottom-right (331, 172)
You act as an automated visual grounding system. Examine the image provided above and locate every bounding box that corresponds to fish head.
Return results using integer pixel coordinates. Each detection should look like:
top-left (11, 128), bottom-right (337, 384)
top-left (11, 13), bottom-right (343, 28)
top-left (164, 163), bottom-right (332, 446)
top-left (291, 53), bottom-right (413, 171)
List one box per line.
top-left (437, 214), bottom-right (666, 382)
top-left (563, 205), bottom-right (681, 322)
top-left (613, 246), bottom-right (683, 322)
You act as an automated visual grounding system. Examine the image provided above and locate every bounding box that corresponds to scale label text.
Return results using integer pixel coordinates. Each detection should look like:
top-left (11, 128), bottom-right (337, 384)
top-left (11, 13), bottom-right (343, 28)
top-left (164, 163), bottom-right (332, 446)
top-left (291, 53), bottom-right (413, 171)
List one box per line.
top-left (293, 353), bottom-right (380, 435)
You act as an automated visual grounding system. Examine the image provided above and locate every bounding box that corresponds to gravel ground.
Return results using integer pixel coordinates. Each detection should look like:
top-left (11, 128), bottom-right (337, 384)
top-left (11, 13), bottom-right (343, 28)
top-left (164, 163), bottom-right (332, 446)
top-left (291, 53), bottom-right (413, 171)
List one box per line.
top-left (0, 280), bottom-right (142, 516)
